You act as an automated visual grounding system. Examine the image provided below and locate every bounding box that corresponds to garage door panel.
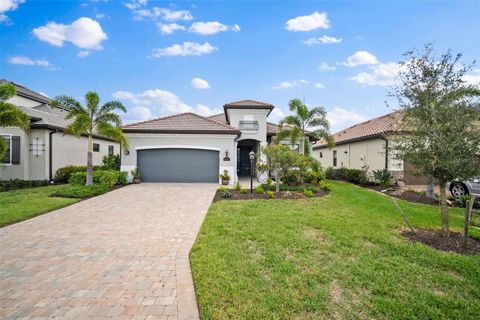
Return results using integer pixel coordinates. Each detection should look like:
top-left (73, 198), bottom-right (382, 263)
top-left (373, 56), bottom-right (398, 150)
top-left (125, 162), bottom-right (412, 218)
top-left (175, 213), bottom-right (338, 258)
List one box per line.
top-left (137, 148), bottom-right (219, 183)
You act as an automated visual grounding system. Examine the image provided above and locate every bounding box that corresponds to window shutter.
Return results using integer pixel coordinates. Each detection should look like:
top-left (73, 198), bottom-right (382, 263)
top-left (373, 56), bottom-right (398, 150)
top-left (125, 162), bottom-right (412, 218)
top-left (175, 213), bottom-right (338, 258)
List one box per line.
top-left (11, 136), bottom-right (20, 164)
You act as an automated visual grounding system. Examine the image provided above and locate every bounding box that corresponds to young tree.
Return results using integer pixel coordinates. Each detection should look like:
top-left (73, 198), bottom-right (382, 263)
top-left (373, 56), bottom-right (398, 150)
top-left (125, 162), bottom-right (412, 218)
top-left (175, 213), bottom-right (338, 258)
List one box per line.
top-left (276, 98), bottom-right (333, 155)
top-left (0, 83), bottom-right (30, 159)
top-left (260, 144), bottom-right (300, 192)
top-left (391, 43), bottom-right (480, 237)
top-left (51, 92), bottom-right (128, 186)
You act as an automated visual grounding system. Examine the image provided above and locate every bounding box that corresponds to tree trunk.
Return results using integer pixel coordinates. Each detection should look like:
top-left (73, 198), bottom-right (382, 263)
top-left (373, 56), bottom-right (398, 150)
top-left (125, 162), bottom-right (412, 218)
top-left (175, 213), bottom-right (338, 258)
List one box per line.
top-left (275, 165), bottom-right (280, 193)
top-left (426, 176), bottom-right (436, 200)
top-left (299, 133), bottom-right (305, 155)
top-left (439, 181), bottom-right (449, 237)
top-left (464, 199), bottom-right (471, 249)
top-left (86, 134), bottom-right (93, 186)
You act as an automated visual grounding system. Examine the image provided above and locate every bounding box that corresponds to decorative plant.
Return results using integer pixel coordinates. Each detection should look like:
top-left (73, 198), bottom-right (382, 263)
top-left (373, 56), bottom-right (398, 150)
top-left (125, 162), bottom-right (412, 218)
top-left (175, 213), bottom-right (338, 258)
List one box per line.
top-left (267, 190), bottom-right (275, 199)
top-left (219, 170), bottom-right (231, 185)
top-left (254, 186), bottom-right (265, 194)
top-left (131, 167), bottom-right (141, 183)
top-left (220, 189), bottom-right (232, 198)
top-left (240, 188), bottom-right (248, 194)
top-left (233, 181), bottom-right (241, 191)
top-left (372, 169), bottom-right (393, 188)
top-left (303, 189), bottom-right (314, 197)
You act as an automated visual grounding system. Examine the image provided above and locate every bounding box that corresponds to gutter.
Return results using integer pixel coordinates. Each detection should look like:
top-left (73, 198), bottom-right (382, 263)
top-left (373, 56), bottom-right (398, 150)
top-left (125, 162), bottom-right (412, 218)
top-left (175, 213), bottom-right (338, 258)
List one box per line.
top-left (49, 129), bottom-right (58, 181)
top-left (380, 136), bottom-right (389, 170)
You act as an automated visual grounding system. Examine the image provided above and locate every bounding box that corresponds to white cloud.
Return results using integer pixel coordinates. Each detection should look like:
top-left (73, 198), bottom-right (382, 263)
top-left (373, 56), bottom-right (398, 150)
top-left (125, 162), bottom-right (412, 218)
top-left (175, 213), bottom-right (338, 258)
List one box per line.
top-left (189, 21), bottom-right (240, 35)
top-left (8, 56), bottom-right (57, 70)
top-left (319, 62), bottom-right (336, 71)
top-left (150, 42), bottom-right (217, 57)
top-left (340, 51), bottom-right (379, 67)
top-left (314, 82), bottom-right (325, 89)
top-left (77, 50), bottom-right (91, 58)
top-left (130, 6), bottom-right (193, 22)
top-left (269, 107), bottom-right (286, 123)
top-left (327, 107), bottom-right (368, 132)
top-left (157, 22), bottom-right (185, 34)
top-left (349, 62), bottom-right (401, 86)
top-left (191, 78), bottom-right (210, 89)
top-left (463, 69), bottom-right (480, 86)
top-left (124, 0), bottom-right (148, 10)
top-left (273, 79), bottom-right (309, 89)
top-left (33, 17), bottom-right (107, 50)
top-left (0, 0), bottom-right (25, 23)
top-left (285, 11), bottom-right (329, 32)
top-left (113, 88), bottom-right (220, 122)
top-left (95, 13), bottom-right (105, 19)
top-left (302, 36), bottom-right (342, 45)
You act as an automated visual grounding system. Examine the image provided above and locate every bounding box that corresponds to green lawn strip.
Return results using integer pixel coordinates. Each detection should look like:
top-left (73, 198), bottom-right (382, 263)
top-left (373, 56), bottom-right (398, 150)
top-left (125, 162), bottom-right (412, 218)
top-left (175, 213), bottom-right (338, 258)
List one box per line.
top-left (0, 185), bottom-right (80, 227)
top-left (190, 181), bottom-right (480, 319)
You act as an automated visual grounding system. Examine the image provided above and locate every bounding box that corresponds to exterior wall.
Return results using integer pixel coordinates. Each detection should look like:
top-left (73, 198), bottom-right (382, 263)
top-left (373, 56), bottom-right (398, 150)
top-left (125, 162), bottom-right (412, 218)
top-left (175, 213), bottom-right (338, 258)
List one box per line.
top-left (8, 95), bottom-right (43, 108)
top-left (1, 126), bottom-right (118, 180)
top-left (227, 109), bottom-right (269, 143)
top-left (312, 137), bottom-right (404, 177)
top-left (121, 133), bottom-right (237, 184)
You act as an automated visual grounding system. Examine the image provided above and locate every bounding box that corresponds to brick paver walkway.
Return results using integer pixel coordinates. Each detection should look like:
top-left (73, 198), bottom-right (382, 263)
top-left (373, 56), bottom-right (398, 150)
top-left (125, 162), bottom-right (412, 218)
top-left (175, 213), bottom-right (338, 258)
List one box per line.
top-left (0, 183), bottom-right (217, 319)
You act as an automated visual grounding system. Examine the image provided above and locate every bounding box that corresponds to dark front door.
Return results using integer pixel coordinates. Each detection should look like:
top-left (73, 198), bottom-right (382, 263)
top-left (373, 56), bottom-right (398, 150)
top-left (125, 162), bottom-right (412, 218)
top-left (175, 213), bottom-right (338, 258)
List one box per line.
top-left (238, 146), bottom-right (253, 176)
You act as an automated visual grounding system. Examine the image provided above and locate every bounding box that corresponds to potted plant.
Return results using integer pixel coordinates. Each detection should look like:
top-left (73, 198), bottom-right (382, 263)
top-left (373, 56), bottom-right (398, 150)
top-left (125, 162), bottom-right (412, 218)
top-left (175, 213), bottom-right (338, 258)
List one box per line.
top-left (219, 169), bottom-right (230, 185)
top-left (131, 167), bottom-right (141, 184)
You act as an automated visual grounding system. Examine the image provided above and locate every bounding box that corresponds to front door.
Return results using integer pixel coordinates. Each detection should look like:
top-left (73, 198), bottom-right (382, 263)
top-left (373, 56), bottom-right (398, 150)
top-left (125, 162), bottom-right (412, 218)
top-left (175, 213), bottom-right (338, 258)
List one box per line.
top-left (238, 146), bottom-right (253, 176)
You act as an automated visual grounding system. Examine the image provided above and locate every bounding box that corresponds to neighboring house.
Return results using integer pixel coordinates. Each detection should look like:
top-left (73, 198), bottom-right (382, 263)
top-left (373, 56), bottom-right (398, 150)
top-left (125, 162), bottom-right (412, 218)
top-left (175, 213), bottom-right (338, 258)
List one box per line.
top-left (312, 111), bottom-right (425, 184)
top-left (0, 80), bottom-right (120, 181)
top-left (121, 100), bottom-right (312, 184)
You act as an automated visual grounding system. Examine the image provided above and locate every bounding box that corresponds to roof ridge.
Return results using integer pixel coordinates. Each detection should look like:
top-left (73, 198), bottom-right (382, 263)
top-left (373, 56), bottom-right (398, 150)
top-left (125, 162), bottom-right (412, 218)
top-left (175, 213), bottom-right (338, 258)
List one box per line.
top-left (333, 110), bottom-right (400, 135)
top-left (189, 112), bottom-right (237, 130)
top-left (224, 99), bottom-right (273, 106)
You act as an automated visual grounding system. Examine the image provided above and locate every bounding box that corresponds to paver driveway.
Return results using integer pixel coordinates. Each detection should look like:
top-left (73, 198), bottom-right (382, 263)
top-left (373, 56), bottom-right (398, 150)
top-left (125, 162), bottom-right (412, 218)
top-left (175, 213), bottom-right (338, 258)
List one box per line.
top-left (0, 183), bottom-right (218, 319)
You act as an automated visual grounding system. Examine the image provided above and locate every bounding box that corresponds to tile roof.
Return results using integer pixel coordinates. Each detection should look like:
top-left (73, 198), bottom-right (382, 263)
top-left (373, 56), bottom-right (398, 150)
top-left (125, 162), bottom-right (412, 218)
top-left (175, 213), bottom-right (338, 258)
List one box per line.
top-left (1, 79), bottom-right (50, 104)
top-left (223, 99), bottom-right (274, 108)
top-left (123, 112), bottom-right (240, 134)
top-left (313, 111), bottom-right (402, 149)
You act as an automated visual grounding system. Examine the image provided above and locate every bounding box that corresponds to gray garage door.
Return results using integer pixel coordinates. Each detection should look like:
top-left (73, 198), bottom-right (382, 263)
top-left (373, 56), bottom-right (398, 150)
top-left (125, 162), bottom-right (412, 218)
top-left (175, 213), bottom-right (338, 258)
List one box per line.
top-left (137, 148), bottom-right (219, 183)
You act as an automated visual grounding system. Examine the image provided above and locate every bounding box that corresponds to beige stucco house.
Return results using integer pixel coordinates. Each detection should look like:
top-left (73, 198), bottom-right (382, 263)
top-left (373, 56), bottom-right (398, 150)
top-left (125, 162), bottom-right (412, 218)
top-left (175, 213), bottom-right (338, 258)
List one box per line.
top-left (121, 100), bottom-right (311, 184)
top-left (0, 80), bottom-right (120, 181)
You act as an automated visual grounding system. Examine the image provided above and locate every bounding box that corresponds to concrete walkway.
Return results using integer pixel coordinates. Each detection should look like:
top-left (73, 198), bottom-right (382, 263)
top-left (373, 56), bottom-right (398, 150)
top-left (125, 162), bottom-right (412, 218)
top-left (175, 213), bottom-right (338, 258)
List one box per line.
top-left (0, 183), bottom-right (218, 319)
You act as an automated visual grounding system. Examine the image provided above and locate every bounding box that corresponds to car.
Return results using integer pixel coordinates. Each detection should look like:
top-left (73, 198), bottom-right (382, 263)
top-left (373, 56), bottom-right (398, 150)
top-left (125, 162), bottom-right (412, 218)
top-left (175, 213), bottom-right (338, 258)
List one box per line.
top-left (449, 179), bottom-right (480, 197)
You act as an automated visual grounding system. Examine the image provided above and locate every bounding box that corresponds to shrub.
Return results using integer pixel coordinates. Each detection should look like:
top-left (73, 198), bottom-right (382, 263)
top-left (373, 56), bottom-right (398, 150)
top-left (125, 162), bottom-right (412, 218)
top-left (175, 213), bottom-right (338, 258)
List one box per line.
top-left (267, 190), bottom-right (275, 199)
top-left (254, 186), bottom-right (265, 194)
top-left (98, 171), bottom-right (119, 188)
top-left (303, 189), bottom-right (314, 197)
top-left (319, 180), bottom-right (331, 192)
top-left (240, 188), bottom-right (248, 194)
top-left (102, 154), bottom-right (120, 171)
top-left (69, 172), bottom-right (87, 185)
top-left (220, 189), bottom-right (232, 198)
top-left (233, 181), bottom-right (241, 191)
top-left (372, 169), bottom-right (393, 188)
top-left (118, 171), bottom-right (128, 185)
top-left (0, 179), bottom-right (48, 191)
top-left (325, 166), bottom-right (335, 179)
top-left (266, 177), bottom-right (273, 191)
top-left (343, 169), bottom-right (368, 185)
top-left (218, 186), bottom-right (227, 192)
top-left (54, 165), bottom-right (103, 183)
top-left (50, 184), bottom-right (108, 198)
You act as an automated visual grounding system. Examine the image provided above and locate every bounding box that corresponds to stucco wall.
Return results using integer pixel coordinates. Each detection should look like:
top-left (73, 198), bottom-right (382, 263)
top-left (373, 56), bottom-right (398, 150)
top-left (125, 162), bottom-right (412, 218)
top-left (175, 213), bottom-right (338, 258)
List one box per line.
top-left (227, 109), bottom-right (269, 142)
top-left (0, 127), bottom-right (30, 179)
top-left (312, 137), bottom-right (404, 174)
top-left (121, 133), bottom-right (237, 184)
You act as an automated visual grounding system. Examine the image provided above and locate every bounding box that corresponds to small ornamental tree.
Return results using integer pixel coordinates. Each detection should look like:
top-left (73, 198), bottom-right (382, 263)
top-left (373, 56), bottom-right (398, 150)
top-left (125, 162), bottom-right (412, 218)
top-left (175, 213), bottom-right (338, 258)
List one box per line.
top-left (391, 43), bottom-right (480, 237)
top-left (51, 92), bottom-right (129, 186)
top-left (0, 83), bottom-right (30, 159)
top-left (260, 144), bottom-right (298, 192)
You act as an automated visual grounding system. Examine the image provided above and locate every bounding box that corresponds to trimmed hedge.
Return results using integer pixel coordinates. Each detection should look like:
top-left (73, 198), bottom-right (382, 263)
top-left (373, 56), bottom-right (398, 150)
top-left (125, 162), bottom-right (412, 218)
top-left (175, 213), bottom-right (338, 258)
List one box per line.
top-left (68, 170), bottom-right (128, 187)
top-left (50, 184), bottom-right (108, 198)
top-left (0, 179), bottom-right (48, 192)
top-left (325, 167), bottom-right (369, 185)
top-left (54, 165), bottom-right (104, 183)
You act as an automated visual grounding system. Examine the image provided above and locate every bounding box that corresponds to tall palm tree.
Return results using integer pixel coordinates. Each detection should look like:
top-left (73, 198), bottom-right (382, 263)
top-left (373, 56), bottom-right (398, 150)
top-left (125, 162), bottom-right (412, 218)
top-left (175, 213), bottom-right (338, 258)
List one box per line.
top-left (0, 83), bottom-right (30, 159)
top-left (276, 98), bottom-right (333, 155)
top-left (51, 92), bottom-right (128, 186)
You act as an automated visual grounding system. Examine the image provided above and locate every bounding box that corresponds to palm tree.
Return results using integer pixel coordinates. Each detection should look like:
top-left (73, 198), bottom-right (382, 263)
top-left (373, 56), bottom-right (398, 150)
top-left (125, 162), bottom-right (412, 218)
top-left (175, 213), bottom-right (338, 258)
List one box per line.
top-left (276, 98), bottom-right (333, 155)
top-left (51, 92), bottom-right (128, 186)
top-left (0, 83), bottom-right (30, 159)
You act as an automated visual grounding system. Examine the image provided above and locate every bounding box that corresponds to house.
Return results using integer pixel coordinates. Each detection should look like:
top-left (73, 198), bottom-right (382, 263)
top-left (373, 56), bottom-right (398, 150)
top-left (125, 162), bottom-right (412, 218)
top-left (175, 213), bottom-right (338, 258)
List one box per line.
top-left (121, 100), bottom-right (311, 184)
top-left (312, 111), bottom-right (426, 184)
top-left (0, 80), bottom-right (120, 181)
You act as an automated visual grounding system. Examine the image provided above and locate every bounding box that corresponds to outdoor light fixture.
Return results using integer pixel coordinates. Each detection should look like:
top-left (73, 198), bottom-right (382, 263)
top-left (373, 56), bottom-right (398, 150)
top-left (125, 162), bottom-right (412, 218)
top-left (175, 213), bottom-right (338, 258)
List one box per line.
top-left (249, 151), bottom-right (255, 193)
top-left (223, 150), bottom-right (230, 161)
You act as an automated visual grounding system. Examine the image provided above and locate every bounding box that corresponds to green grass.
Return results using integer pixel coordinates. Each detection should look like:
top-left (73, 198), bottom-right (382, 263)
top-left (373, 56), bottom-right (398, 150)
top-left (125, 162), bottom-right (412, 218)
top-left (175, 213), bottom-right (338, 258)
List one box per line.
top-left (0, 185), bottom-right (80, 227)
top-left (191, 181), bottom-right (480, 320)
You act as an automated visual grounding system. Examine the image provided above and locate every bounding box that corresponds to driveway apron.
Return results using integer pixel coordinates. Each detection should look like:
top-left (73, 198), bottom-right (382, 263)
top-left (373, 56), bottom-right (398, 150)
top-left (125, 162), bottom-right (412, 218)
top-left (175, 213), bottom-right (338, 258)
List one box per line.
top-left (0, 183), bottom-right (217, 319)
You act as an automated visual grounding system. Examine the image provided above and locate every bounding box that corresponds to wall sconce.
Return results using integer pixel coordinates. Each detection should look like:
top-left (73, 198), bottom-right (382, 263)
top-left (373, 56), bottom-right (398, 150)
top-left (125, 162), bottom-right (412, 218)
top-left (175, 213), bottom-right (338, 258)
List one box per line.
top-left (223, 150), bottom-right (230, 161)
top-left (344, 151), bottom-right (348, 154)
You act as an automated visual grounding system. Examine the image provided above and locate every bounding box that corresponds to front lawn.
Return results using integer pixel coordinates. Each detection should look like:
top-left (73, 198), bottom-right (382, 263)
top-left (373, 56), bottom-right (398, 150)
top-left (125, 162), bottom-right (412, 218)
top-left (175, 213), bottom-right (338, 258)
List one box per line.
top-left (0, 185), bottom-right (80, 227)
top-left (190, 181), bottom-right (480, 319)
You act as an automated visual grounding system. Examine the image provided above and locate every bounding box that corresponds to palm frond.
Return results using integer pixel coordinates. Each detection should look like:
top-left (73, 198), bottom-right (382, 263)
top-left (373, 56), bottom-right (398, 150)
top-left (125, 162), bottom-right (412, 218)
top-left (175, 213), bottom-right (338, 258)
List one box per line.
top-left (0, 83), bottom-right (16, 101)
top-left (280, 115), bottom-right (301, 128)
top-left (51, 95), bottom-right (83, 111)
top-left (85, 91), bottom-right (100, 115)
top-left (0, 102), bottom-right (30, 130)
top-left (95, 112), bottom-right (123, 127)
top-left (100, 100), bottom-right (127, 114)
top-left (65, 113), bottom-right (91, 137)
top-left (97, 123), bottom-right (129, 151)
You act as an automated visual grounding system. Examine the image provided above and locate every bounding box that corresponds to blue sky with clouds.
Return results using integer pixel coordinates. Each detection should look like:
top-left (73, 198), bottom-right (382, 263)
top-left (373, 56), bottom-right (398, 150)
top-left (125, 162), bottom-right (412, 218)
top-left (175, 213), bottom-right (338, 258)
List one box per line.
top-left (1, 0), bottom-right (479, 132)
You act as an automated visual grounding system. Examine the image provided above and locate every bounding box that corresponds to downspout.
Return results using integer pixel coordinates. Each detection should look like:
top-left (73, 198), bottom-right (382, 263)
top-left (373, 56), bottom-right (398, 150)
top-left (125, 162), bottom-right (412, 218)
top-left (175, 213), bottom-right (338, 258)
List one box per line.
top-left (49, 129), bottom-right (58, 182)
top-left (380, 137), bottom-right (389, 170)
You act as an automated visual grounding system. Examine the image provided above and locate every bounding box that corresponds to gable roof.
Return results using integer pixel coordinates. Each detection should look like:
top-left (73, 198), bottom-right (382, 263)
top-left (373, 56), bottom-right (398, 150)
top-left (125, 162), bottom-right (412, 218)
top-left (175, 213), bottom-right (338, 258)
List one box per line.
top-left (1, 79), bottom-right (50, 104)
top-left (123, 112), bottom-right (240, 134)
top-left (313, 111), bottom-right (402, 149)
top-left (223, 99), bottom-right (274, 108)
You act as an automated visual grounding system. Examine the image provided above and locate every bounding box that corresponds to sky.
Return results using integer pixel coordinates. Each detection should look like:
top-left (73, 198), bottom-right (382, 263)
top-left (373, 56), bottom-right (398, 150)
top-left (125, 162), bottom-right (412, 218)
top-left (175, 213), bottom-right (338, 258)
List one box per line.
top-left (1, 0), bottom-right (479, 133)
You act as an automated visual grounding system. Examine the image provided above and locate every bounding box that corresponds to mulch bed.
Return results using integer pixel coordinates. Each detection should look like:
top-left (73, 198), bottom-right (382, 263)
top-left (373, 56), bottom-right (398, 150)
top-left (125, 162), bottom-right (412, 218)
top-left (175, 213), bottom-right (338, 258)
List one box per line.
top-left (212, 189), bottom-right (328, 203)
top-left (402, 229), bottom-right (480, 255)
top-left (364, 185), bottom-right (439, 206)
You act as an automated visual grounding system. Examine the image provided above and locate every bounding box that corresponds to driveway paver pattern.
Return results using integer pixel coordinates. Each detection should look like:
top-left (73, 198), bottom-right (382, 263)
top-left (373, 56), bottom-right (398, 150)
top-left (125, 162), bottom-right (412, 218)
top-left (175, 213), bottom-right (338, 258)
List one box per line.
top-left (0, 183), bottom-right (217, 319)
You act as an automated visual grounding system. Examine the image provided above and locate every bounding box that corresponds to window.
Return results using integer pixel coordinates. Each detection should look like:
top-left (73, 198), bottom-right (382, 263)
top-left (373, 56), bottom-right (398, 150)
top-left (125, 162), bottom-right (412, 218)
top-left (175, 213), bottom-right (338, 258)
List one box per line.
top-left (333, 150), bottom-right (337, 167)
top-left (93, 143), bottom-right (100, 152)
top-left (1, 135), bottom-right (11, 164)
top-left (319, 152), bottom-right (323, 158)
top-left (108, 145), bottom-right (114, 156)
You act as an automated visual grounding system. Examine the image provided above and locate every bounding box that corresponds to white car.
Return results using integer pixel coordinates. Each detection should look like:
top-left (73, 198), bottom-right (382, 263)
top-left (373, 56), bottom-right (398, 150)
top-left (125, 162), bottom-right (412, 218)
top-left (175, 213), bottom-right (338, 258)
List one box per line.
top-left (449, 179), bottom-right (480, 197)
